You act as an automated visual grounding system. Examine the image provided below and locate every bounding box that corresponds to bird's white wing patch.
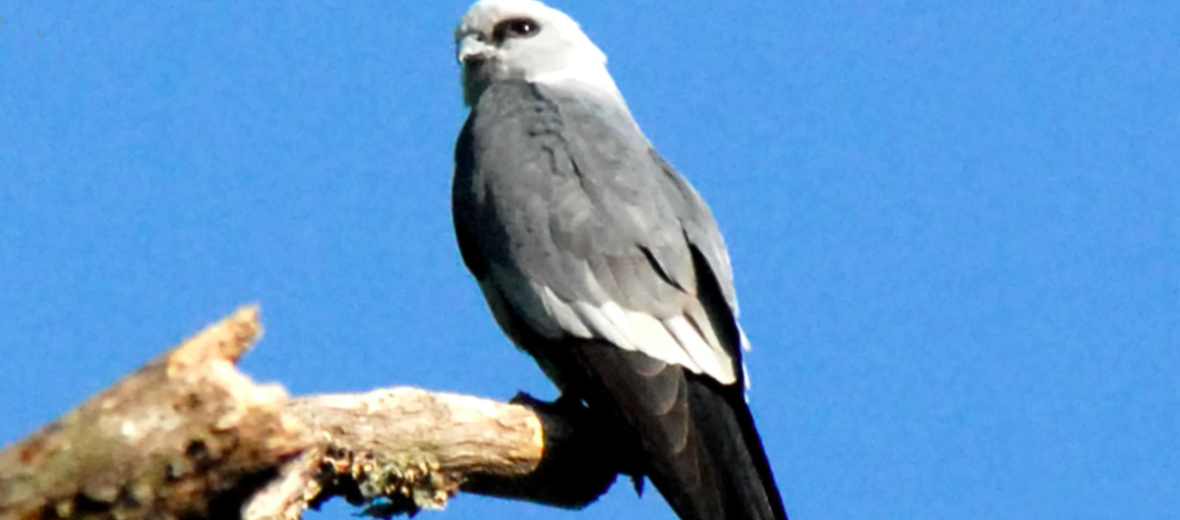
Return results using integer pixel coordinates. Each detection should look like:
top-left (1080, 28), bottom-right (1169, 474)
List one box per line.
top-left (484, 264), bottom-right (737, 385)
top-left (664, 316), bottom-right (735, 383)
top-left (596, 301), bottom-right (641, 348)
top-left (538, 285), bottom-right (592, 337)
top-left (538, 290), bottom-right (735, 385)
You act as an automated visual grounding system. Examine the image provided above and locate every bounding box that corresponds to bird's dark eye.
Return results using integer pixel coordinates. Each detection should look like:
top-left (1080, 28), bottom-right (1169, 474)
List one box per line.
top-left (493, 18), bottom-right (541, 41)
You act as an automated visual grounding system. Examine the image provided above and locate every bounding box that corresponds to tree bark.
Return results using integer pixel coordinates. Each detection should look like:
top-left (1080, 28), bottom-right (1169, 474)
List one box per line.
top-left (0, 307), bottom-right (629, 520)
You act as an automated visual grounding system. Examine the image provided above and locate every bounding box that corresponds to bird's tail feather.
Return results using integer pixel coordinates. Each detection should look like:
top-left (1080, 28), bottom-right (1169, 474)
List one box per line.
top-left (685, 373), bottom-right (788, 520)
top-left (564, 342), bottom-right (787, 520)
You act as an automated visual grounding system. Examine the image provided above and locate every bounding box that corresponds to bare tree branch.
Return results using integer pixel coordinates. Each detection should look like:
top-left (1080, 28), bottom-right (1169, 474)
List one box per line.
top-left (0, 306), bottom-right (307, 520)
top-left (0, 307), bottom-right (630, 520)
top-left (246, 389), bottom-right (627, 519)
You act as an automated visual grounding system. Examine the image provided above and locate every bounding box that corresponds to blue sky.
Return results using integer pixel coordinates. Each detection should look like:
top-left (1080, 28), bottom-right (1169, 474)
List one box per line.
top-left (1, 1), bottom-right (1177, 519)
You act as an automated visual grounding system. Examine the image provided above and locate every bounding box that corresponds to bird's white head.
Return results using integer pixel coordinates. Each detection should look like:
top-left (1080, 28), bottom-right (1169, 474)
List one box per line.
top-left (455, 0), bottom-right (623, 106)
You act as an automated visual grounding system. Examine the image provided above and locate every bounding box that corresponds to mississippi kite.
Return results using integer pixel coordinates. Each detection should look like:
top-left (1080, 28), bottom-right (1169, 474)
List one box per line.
top-left (451, 1), bottom-right (787, 519)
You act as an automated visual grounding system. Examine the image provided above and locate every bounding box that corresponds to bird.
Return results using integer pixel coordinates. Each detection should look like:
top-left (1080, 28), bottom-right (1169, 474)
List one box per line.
top-left (450, 1), bottom-right (788, 519)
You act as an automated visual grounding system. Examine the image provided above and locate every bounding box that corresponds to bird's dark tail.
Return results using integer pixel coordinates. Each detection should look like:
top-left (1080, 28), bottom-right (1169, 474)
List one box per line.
top-left (564, 343), bottom-right (788, 520)
top-left (683, 373), bottom-right (788, 520)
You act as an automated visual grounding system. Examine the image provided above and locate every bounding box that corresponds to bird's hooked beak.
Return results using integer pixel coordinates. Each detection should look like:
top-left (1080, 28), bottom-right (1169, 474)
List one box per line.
top-left (457, 34), bottom-right (495, 66)
top-left (457, 33), bottom-right (497, 107)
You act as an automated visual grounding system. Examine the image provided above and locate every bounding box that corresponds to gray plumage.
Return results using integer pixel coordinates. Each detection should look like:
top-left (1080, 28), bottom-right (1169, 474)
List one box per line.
top-left (455, 79), bottom-right (739, 385)
top-left (451, 2), bottom-right (787, 519)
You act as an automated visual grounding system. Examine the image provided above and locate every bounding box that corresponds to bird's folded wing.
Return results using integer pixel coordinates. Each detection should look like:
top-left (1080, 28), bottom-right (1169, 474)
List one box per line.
top-left (455, 82), bottom-right (744, 385)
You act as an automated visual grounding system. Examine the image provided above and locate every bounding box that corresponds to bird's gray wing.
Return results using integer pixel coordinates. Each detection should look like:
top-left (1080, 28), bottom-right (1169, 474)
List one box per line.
top-left (453, 79), bottom-right (785, 520)
top-left (453, 79), bottom-right (742, 385)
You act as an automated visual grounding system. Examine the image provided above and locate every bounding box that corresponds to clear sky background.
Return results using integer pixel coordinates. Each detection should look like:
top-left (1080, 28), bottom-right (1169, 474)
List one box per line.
top-left (1, 1), bottom-right (1177, 519)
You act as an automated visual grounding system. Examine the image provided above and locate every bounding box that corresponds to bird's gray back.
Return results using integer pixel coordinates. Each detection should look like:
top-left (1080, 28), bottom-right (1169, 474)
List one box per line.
top-left (453, 79), bottom-right (743, 384)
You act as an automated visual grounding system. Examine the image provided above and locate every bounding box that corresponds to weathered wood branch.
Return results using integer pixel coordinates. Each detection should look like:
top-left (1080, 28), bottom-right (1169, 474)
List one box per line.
top-left (0, 306), bottom-right (306, 520)
top-left (0, 308), bottom-right (631, 520)
top-left (246, 388), bottom-right (628, 519)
